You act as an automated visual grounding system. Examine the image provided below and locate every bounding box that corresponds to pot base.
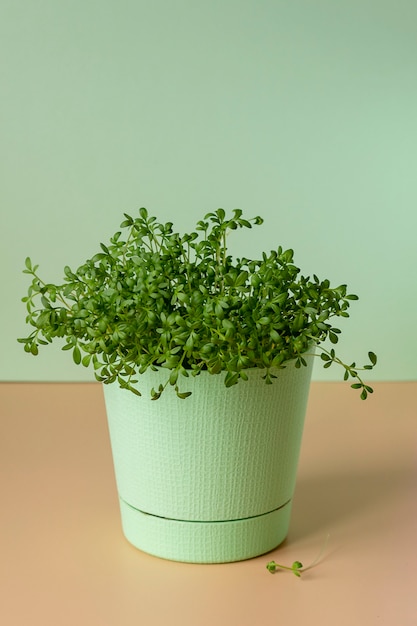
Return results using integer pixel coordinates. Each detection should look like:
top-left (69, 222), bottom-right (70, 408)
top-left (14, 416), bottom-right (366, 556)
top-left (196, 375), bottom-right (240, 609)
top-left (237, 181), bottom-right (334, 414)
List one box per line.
top-left (119, 497), bottom-right (292, 563)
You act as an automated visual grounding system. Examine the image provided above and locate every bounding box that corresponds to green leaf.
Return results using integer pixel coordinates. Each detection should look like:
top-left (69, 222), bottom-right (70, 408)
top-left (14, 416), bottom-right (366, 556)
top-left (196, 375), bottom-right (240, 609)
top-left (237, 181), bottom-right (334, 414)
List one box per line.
top-left (64, 266), bottom-right (75, 280)
top-left (92, 253), bottom-right (107, 263)
top-left (169, 369), bottom-right (178, 385)
top-left (368, 351), bottom-right (377, 366)
top-left (258, 316), bottom-right (271, 326)
top-left (82, 354), bottom-right (92, 367)
top-left (329, 332), bottom-right (339, 344)
top-left (225, 372), bottom-right (239, 387)
top-left (235, 270), bottom-right (249, 287)
top-left (120, 213), bottom-right (134, 227)
top-left (73, 345), bottom-right (81, 365)
top-left (176, 389), bottom-right (192, 399)
top-left (292, 312), bottom-right (304, 332)
top-left (270, 329), bottom-right (280, 343)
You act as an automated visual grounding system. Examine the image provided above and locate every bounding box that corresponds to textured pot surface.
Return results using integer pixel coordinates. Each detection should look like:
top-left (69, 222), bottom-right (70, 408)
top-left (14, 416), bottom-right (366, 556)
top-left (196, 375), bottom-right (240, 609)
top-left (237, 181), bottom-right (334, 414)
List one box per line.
top-left (103, 358), bottom-right (313, 562)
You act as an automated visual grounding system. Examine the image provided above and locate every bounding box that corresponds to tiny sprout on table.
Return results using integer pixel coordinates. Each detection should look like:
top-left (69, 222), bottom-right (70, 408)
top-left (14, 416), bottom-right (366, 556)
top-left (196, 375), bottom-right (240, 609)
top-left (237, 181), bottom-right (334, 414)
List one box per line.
top-left (266, 560), bottom-right (304, 577)
top-left (266, 533), bottom-right (330, 578)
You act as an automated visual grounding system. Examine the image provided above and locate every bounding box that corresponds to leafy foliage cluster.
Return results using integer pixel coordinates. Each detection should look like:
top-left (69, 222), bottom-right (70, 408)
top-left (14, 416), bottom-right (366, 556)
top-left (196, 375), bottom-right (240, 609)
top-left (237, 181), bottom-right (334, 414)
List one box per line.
top-left (19, 208), bottom-right (376, 398)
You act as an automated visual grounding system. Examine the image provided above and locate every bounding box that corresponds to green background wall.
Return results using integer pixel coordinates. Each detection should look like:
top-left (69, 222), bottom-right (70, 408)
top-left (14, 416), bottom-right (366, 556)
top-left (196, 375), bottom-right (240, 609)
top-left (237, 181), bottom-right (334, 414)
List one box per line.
top-left (2, 0), bottom-right (416, 383)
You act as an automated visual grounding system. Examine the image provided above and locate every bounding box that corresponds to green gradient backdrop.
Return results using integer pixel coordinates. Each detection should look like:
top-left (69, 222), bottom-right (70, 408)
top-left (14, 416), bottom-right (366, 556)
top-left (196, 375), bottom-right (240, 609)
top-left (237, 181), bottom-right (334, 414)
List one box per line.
top-left (2, 0), bottom-right (416, 382)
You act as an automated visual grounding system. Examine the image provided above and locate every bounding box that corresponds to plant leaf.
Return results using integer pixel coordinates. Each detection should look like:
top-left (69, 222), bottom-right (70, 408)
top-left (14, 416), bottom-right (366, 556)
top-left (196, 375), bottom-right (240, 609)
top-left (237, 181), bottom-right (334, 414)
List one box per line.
top-left (73, 345), bottom-right (81, 365)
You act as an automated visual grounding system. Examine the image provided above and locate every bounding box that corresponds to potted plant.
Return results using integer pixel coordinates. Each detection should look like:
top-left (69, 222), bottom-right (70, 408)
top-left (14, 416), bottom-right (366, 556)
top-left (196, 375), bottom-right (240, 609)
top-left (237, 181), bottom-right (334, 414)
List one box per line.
top-left (19, 208), bottom-right (376, 563)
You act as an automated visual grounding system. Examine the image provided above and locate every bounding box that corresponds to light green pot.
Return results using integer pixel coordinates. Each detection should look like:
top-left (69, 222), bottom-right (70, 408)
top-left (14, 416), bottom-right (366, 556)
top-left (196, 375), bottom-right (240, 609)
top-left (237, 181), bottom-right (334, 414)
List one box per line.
top-left (103, 356), bottom-right (313, 563)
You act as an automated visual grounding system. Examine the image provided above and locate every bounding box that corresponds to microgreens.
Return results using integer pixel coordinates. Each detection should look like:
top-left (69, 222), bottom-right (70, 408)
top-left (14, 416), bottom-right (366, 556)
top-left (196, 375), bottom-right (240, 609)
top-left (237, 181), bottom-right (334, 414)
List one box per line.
top-left (266, 560), bottom-right (304, 577)
top-left (266, 534), bottom-right (330, 577)
top-left (18, 208), bottom-right (376, 398)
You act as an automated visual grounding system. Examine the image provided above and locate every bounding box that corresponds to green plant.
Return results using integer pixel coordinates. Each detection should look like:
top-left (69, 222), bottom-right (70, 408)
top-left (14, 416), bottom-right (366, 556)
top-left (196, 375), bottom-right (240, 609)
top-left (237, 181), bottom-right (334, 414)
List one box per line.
top-left (266, 560), bottom-right (304, 577)
top-left (266, 534), bottom-right (330, 577)
top-left (18, 208), bottom-right (376, 398)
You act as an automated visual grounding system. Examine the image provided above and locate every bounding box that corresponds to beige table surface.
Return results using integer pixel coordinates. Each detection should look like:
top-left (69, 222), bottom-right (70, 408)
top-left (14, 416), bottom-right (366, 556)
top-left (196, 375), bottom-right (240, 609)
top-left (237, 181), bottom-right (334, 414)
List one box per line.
top-left (1, 382), bottom-right (416, 626)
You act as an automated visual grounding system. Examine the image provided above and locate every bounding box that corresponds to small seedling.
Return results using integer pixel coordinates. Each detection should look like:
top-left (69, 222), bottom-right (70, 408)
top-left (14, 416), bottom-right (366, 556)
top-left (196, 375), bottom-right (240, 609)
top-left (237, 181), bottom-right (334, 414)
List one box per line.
top-left (266, 560), bottom-right (304, 577)
top-left (266, 534), bottom-right (330, 578)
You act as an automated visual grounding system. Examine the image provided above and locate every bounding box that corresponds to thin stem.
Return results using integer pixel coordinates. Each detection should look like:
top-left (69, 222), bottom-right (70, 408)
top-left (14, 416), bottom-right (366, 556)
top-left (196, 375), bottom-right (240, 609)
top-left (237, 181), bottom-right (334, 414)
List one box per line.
top-left (299, 533), bottom-right (330, 572)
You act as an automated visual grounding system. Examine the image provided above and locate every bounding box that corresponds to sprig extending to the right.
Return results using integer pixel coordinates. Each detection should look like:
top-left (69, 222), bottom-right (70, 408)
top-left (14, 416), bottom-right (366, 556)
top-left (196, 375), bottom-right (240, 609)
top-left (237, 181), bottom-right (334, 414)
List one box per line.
top-left (317, 347), bottom-right (377, 400)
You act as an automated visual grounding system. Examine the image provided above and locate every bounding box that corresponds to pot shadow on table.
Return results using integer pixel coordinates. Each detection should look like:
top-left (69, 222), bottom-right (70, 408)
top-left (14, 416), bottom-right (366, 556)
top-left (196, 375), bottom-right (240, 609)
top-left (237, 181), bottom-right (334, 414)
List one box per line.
top-left (289, 465), bottom-right (410, 541)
